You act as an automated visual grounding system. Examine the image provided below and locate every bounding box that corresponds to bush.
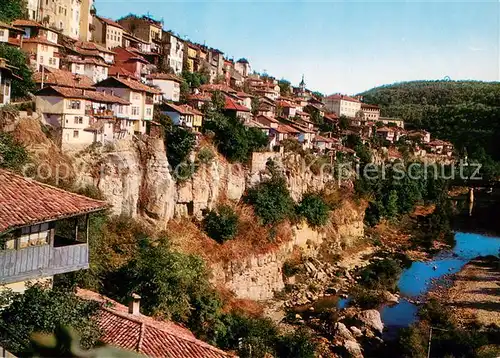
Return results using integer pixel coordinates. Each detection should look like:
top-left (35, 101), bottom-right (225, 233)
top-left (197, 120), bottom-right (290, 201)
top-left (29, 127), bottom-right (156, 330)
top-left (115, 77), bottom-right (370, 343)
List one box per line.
top-left (357, 257), bottom-right (403, 291)
top-left (297, 193), bottom-right (330, 227)
top-left (245, 176), bottom-right (295, 225)
top-left (202, 205), bottom-right (239, 243)
top-left (196, 147), bottom-right (215, 165)
top-left (0, 285), bottom-right (101, 354)
top-left (0, 132), bottom-right (29, 171)
top-left (164, 125), bottom-right (196, 168)
top-left (349, 286), bottom-right (386, 309)
top-left (0, 44), bottom-right (35, 98)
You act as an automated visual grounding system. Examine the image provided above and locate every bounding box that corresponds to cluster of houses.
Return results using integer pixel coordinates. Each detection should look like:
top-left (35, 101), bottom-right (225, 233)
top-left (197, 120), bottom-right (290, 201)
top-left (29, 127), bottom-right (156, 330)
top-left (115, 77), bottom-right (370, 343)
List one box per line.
top-left (0, 6), bottom-right (454, 157)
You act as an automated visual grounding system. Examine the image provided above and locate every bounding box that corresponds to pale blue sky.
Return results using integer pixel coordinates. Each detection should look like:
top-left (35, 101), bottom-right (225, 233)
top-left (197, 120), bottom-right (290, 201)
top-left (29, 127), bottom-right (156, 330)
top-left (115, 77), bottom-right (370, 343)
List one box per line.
top-left (96, 1), bottom-right (500, 94)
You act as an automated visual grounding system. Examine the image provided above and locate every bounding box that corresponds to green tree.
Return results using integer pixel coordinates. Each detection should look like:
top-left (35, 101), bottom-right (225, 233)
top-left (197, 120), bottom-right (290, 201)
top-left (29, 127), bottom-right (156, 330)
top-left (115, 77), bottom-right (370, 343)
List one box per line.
top-left (203, 205), bottom-right (239, 243)
top-left (0, 132), bottom-right (29, 171)
top-left (164, 125), bottom-right (196, 168)
top-left (385, 189), bottom-right (399, 218)
top-left (296, 193), bottom-right (330, 227)
top-left (0, 285), bottom-right (101, 355)
top-left (0, 0), bottom-right (27, 22)
top-left (0, 44), bottom-right (35, 98)
top-left (245, 176), bottom-right (295, 225)
top-left (278, 79), bottom-right (291, 96)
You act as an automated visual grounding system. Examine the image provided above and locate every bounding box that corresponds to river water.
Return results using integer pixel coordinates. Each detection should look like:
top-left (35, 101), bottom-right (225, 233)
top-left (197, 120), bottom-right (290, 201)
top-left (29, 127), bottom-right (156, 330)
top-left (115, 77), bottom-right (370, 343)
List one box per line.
top-left (381, 232), bottom-right (500, 331)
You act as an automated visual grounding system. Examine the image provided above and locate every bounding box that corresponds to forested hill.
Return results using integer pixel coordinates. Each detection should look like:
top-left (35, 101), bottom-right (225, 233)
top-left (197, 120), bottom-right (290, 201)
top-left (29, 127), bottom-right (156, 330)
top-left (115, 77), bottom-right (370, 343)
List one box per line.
top-left (359, 80), bottom-right (500, 168)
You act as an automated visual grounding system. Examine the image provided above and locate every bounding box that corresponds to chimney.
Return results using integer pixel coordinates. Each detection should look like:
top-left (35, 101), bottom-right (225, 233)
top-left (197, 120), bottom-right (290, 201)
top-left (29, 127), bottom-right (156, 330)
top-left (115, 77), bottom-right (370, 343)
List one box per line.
top-left (128, 293), bottom-right (141, 315)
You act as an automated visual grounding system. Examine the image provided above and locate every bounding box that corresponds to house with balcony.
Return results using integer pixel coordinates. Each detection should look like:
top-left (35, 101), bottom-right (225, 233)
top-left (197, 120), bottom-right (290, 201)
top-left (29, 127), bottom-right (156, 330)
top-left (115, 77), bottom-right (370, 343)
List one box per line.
top-left (0, 21), bottom-right (24, 47)
top-left (162, 103), bottom-right (203, 132)
top-left (95, 76), bottom-right (158, 136)
top-left (67, 56), bottom-right (109, 84)
top-left (110, 47), bottom-right (150, 80)
top-left (0, 169), bottom-right (107, 293)
top-left (35, 85), bottom-right (131, 149)
top-left (12, 19), bottom-right (62, 71)
top-left (0, 58), bottom-right (20, 106)
top-left (146, 73), bottom-right (181, 102)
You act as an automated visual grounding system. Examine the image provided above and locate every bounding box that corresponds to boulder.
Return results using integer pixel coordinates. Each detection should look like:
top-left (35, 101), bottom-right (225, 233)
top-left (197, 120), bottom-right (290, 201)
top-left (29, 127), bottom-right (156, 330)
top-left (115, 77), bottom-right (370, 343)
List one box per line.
top-left (350, 326), bottom-right (363, 338)
top-left (356, 309), bottom-right (384, 334)
top-left (333, 323), bottom-right (363, 358)
top-left (344, 340), bottom-right (364, 358)
top-left (382, 291), bottom-right (399, 304)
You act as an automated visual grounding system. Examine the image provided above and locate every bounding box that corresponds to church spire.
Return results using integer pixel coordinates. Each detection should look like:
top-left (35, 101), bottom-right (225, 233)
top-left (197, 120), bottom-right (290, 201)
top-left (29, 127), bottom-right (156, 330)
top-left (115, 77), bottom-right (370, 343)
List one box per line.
top-left (299, 74), bottom-right (306, 89)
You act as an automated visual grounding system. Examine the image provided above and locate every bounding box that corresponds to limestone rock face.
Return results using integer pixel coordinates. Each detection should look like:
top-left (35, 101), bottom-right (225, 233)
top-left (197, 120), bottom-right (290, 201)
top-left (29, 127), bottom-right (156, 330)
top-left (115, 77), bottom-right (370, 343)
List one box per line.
top-left (356, 309), bottom-right (384, 335)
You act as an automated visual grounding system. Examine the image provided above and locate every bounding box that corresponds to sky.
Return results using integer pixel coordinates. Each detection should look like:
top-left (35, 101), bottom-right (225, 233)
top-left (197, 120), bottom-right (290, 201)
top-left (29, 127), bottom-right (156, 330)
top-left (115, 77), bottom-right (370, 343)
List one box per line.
top-left (96, 1), bottom-right (500, 95)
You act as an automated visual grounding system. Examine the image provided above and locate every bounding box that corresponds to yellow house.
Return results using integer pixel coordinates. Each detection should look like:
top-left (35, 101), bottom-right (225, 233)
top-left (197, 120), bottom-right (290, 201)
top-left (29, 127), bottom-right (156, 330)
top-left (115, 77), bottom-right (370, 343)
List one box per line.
top-left (185, 42), bottom-right (198, 72)
top-left (190, 106), bottom-right (203, 130)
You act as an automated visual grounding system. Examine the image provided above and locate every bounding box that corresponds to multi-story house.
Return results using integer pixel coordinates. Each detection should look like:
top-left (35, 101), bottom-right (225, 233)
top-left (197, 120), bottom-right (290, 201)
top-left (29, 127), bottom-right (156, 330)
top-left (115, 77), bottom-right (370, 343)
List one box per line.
top-left (184, 42), bottom-right (199, 72)
top-left (234, 58), bottom-right (251, 78)
top-left (34, 0), bottom-right (93, 40)
top-left (277, 100), bottom-right (297, 118)
top-left (162, 103), bottom-right (203, 131)
top-left (207, 48), bottom-right (224, 82)
top-left (93, 16), bottom-right (124, 50)
top-left (33, 67), bottom-right (95, 90)
top-left (67, 56), bottom-right (109, 84)
top-left (0, 21), bottom-right (24, 47)
top-left (146, 73), bottom-right (181, 102)
top-left (224, 95), bottom-right (251, 122)
top-left (35, 85), bottom-right (131, 149)
top-left (110, 47), bottom-right (149, 80)
top-left (26, 0), bottom-right (39, 21)
top-left (12, 20), bottom-right (62, 72)
top-left (117, 15), bottom-right (163, 59)
top-left (95, 76), bottom-right (158, 136)
top-left (361, 103), bottom-right (380, 122)
top-left (377, 117), bottom-right (405, 128)
top-left (323, 94), bottom-right (361, 118)
top-left (0, 58), bottom-right (18, 105)
top-left (70, 41), bottom-right (115, 65)
top-left (78, 0), bottom-right (94, 41)
top-left (0, 168), bottom-right (106, 293)
top-left (161, 31), bottom-right (184, 75)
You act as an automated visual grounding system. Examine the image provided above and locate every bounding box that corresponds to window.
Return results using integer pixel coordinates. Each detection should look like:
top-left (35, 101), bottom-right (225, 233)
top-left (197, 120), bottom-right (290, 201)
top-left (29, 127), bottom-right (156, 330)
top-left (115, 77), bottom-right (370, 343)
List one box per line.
top-left (131, 106), bottom-right (139, 116)
top-left (18, 223), bottom-right (50, 248)
top-left (146, 108), bottom-right (152, 116)
top-left (73, 130), bottom-right (79, 138)
top-left (74, 116), bottom-right (83, 124)
top-left (0, 30), bottom-right (4, 37)
top-left (67, 100), bottom-right (81, 109)
top-left (40, 55), bottom-right (44, 63)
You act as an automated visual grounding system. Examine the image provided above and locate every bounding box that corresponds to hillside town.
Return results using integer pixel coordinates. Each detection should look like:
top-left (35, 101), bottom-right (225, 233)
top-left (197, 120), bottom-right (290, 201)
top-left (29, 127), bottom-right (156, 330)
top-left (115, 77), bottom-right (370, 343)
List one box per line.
top-left (0, 4), bottom-right (454, 158)
top-left (2, 2), bottom-right (490, 358)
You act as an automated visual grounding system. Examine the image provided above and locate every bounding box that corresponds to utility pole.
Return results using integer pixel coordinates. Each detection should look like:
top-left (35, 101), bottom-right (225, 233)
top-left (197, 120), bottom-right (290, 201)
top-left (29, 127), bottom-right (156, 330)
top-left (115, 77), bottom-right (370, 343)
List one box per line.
top-left (427, 326), bottom-right (448, 358)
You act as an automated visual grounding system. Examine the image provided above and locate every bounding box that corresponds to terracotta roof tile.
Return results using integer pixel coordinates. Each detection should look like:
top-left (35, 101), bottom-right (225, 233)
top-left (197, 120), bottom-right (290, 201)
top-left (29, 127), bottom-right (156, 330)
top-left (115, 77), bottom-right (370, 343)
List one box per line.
top-left (34, 68), bottom-right (95, 89)
top-left (96, 76), bottom-right (160, 94)
top-left (0, 170), bottom-right (107, 233)
top-left (22, 37), bottom-right (63, 47)
top-left (96, 16), bottom-right (124, 30)
top-left (325, 94), bottom-right (360, 103)
top-left (77, 289), bottom-right (235, 358)
top-left (11, 19), bottom-right (46, 28)
top-left (224, 96), bottom-right (250, 112)
top-left (199, 84), bottom-right (236, 94)
top-left (146, 73), bottom-right (182, 82)
top-left (36, 86), bottom-right (131, 105)
top-left (188, 93), bottom-right (212, 101)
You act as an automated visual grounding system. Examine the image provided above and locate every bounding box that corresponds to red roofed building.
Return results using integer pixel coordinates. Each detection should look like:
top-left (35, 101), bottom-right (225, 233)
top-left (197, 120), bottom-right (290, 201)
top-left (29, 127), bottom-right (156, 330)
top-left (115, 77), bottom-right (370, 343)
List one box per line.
top-left (224, 95), bottom-right (251, 122)
top-left (162, 103), bottom-right (204, 131)
top-left (146, 73), bottom-right (182, 102)
top-left (34, 67), bottom-right (95, 89)
top-left (323, 94), bottom-right (362, 118)
top-left (111, 47), bottom-right (150, 80)
top-left (0, 169), bottom-right (107, 293)
top-left (361, 103), bottom-right (381, 121)
top-left (188, 92), bottom-right (212, 109)
top-left (77, 289), bottom-right (235, 358)
top-left (94, 16), bottom-right (125, 51)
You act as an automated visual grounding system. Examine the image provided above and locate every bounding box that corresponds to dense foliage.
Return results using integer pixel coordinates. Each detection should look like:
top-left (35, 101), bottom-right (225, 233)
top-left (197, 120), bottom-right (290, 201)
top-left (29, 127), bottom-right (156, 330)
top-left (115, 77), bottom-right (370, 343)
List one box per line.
top-left (0, 285), bottom-right (101, 354)
top-left (0, 44), bottom-right (36, 98)
top-left (0, 0), bottom-right (27, 22)
top-left (202, 205), bottom-right (239, 243)
top-left (360, 80), bottom-right (500, 176)
top-left (164, 124), bottom-right (196, 169)
top-left (245, 175), bottom-right (295, 225)
top-left (0, 132), bottom-right (29, 171)
top-left (203, 112), bottom-right (268, 162)
top-left (296, 193), bottom-right (330, 227)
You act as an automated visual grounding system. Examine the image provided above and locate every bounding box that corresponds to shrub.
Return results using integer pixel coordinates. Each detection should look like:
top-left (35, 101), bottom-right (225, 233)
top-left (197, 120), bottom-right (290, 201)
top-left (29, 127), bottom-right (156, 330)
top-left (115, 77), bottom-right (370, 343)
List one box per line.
top-left (297, 193), bottom-right (330, 227)
top-left (196, 147), bottom-right (215, 165)
top-left (245, 176), bottom-right (295, 225)
top-left (202, 205), bottom-right (239, 243)
top-left (164, 125), bottom-right (196, 168)
top-left (0, 132), bottom-right (29, 171)
top-left (357, 257), bottom-right (403, 291)
top-left (0, 285), bottom-right (101, 354)
top-left (276, 328), bottom-right (318, 358)
top-left (0, 44), bottom-right (35, 98)
top-left (349, 286), bottom-right (386, 309)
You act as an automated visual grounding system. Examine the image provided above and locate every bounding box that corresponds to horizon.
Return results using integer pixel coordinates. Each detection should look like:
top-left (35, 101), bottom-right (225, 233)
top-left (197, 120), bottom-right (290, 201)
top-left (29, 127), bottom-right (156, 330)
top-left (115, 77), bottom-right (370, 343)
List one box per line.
top-left (95, 1), bottom-right (500, 95)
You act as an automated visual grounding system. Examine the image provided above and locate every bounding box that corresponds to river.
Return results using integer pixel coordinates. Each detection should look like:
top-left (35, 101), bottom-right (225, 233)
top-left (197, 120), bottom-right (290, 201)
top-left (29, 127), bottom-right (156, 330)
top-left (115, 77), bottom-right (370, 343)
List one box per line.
top-left (381, 232), bottom-right (500, 332)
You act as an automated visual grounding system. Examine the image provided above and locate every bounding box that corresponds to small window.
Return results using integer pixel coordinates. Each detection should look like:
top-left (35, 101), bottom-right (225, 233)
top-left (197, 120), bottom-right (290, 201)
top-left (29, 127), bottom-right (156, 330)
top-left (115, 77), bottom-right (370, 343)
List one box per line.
top-left (74, 116), bottom-right (83, 124)
top-left (73, 130), bottom-right (79, 138)
top-left (0, 30), bottom-right (5, 37)
top-left (67, 100), bottom-right (81, 110)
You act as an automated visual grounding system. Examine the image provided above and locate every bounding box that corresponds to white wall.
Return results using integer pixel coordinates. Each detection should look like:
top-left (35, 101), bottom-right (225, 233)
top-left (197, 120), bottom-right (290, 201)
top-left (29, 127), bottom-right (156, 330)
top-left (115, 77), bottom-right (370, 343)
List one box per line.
top-left (149, 79), bottom-right (180, 102)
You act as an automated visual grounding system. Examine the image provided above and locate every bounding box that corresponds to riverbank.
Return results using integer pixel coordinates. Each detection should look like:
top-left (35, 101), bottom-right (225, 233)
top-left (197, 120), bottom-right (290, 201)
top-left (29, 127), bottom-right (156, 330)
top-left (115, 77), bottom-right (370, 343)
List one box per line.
top-left (432, 255), bottom-right (500, 327)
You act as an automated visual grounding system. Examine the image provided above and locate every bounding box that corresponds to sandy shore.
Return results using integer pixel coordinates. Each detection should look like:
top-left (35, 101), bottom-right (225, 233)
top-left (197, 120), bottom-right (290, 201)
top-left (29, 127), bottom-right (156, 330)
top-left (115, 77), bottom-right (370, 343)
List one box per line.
top-left (444, 256), bottom-right (500, 327)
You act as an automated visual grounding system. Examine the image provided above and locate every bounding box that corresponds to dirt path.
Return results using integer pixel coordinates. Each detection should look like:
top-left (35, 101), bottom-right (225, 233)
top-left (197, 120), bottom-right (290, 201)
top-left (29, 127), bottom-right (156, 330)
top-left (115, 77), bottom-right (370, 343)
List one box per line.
top-left (445, 256), bottom-right (500, 327)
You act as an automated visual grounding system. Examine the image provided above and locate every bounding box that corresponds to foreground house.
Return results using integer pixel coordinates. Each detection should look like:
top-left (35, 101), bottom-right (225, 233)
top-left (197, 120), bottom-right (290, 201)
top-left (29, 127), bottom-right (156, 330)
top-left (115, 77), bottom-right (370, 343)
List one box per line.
top-left (77, 289), bottom-right (235, 357)
top-left (0, 170), bottom-right (106, 293)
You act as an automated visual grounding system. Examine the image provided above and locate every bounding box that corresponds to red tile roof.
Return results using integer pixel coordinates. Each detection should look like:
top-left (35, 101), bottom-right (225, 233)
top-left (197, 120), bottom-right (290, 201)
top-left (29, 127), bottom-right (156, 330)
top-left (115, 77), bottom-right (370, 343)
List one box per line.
top-left (96, 16), bottom-right (124, 30)
top-left (74, 41), bottom-right (115, 55)
top-left (34, 68), bottom-right (95, 89)
top-left (36, 86), bottom-right (131, 105)
top-left (325, 94), bottom-right (360, 103)
top-left (67, 56), bottom-right (110, 67)
top-left (255, 114), bottom-right (279, 124)
top-left (77, 289), bottom-right (235, 358)
top-left (146, 73), bottom-right (182, 82)
top-left (96, 76), bottom-right (160, 94)
top-left (11, 19), bottom-right (47, 28)
top-left (22, 37), bottom-right (63, 47)
top-left (164, 103), bottom-right (197, 115)
top-left (361, 103), bottom-right (380, 110)
top-left (199, 84), bottom-right (236, 94)
top-left (0, 170), bottom-right (107, 233)
top-left (277, 124), bottom-right (300, 134)
top-left (188, 92), bottom-right (212, 101)
top-left (276, 100), bottom-right (295, 108)
top-left (224, 96), bottom-right (250, 112)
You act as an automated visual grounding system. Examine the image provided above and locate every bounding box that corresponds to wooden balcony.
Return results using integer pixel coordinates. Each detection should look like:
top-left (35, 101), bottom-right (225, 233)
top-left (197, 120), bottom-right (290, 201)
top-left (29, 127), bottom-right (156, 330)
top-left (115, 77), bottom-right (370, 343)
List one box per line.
top-left (86, 109), bottom-right (114, 117)
top-left (0, 242), bottom-right (88, 285)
